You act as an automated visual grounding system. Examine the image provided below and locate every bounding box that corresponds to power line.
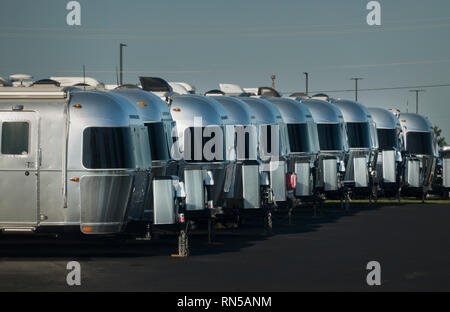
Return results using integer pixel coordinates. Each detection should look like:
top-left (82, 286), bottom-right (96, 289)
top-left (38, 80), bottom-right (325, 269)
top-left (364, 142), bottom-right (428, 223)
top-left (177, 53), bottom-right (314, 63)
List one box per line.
top-left (281, 83), bottom-right (450, 95)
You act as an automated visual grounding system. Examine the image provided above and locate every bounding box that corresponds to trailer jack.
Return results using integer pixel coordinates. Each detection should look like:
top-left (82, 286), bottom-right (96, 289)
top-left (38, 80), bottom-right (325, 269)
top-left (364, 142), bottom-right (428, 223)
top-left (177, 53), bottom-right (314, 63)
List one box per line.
top-left (263, 208), bottom-right (273, 236)
top-left (172, 222), bottom-right (190, 258)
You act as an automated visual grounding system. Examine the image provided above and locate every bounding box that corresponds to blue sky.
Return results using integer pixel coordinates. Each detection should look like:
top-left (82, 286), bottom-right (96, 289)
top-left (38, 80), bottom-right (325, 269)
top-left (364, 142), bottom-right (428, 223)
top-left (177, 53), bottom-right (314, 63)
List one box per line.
top-left (1, 0), bottom-right (450, 139)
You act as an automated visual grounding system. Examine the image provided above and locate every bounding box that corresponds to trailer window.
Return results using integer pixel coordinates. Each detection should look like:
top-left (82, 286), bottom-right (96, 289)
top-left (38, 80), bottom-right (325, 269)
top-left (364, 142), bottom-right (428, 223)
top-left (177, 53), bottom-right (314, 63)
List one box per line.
top-left (317, 123), bottom-right (343, 151)
top-left (406, 132), bottom-right (433, 155)
top-left (346, 122), bottom-right (371, 148)
top-left (1, 122), bottom-right (29, 155)
top-left (259, 124), bottom-right (281, 157)
top-left (83, 127), bottom-right (134, 169)
top-left (145, 122), bottom-right (170, 161)
top-left (184, 127), bottom-right (224, 162)
top-left (377, 128), bottom-right (397, 150)
top-left (287, 123), bottom-right (311, 153)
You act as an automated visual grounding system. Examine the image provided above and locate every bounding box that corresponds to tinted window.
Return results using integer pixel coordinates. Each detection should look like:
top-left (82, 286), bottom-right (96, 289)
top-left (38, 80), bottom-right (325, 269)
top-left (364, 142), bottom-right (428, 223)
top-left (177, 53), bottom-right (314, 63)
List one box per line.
top-left (377, 128), bottom-right (397, 150)
top-left (406, 132), bottom-right (433, 155)
top-left (346, 122), bottom-right (371, 148)
top-left (317, 123), bottom-right (343, 151)
top-left (287, 123), bottom-right (311, 153)
top-left (1, 122), bottom-right (29, 155)
top-left (235, 126), bottom-right (251, 160)
top-left (145, 122), bottom-right (169, 161)
top-left (260, 124), bottom-right (280, 156)
top-left (83, 127), bottom-right (134, 169)
top-left (184, 127), bottom-right (224, 162)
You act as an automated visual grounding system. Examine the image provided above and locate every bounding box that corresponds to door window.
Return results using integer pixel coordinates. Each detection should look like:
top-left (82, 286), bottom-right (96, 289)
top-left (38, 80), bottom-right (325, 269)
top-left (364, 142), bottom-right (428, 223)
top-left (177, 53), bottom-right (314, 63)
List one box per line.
top-left (1, 121), bottom-right (29, 155)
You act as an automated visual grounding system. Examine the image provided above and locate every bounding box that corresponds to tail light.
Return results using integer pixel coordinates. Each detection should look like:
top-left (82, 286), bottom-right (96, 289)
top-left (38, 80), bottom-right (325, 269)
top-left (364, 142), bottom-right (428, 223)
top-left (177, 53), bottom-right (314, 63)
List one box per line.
top-left (178, 213), bottom-right (185, 223)
top-left (286, 173), bottom-right (297, 191)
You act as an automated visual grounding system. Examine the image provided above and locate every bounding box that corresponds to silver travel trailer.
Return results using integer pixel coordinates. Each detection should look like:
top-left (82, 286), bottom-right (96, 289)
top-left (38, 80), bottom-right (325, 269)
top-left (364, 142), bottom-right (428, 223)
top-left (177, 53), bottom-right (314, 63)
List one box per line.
top-left (211, 96), bottom-right (275, 231)
top-left (431, 146), bottom-right (450, 198)
top-left (398, 113), bottom-right (437, 200)
top-left (300, 99), bottom-right (348, 201)
top-left (170, 94), bottom-right (234, 242)
top-left (264, 97), bottom-right (320, 201)
top-left (331, 99), bottom-right (379, 201)
top-left (368, 107), bottom-right (404, 198)
top-left (0, 87), bottom-right (150, 235)
top-left (111, 88), bottom-right (189, 255)
top-left (237, 97), bottom-right (291, 211)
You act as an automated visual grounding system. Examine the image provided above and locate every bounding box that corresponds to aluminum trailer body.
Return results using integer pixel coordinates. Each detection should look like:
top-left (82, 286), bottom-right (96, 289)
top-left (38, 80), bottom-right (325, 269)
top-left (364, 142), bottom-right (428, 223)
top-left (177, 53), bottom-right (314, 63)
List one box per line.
top-left (170, 94), bottom-right (234, 241)
top-left (264, 97), bottom-right (320, 200)
top-left (0, 87), bottom-right (150, 235)
top-left (398, 113), bottom-right (437, 199)
top-left (211, 96), bottom-right (263, 209)
top-left (300, 99), bottom-right (348, 198)
top-left (238, 97), bottom-right (291, 208)
top-left (331, 99), bottom-right (379, 198)
top-left (112, 89), bottom-right (185, 229)
top-left (368, 107), bottom-right (404, 197)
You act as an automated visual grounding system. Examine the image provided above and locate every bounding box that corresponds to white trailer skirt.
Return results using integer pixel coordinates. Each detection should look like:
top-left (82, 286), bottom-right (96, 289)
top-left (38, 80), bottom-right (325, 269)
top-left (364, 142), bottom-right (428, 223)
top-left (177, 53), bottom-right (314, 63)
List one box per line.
top-left (443, 158), bottom-right (450, 188)
top-left (184, 169), bottom-right (205, 211)
top-left (270, 160), bottom-right (287, 202)
top-left (323, 158), bottom-right (338, 191)
top-left (382, 150), bottom-right (396, 183)
top-left (295, 162), bottom-right (312, 196)
top-left (153, 178), bottom-right (176, 225)
top-left (242, 164), bottom-right (260, 209)
top-left (406, 159), bottom-right (420, 188)
top-left (354, 157), bottom-right (369, 187)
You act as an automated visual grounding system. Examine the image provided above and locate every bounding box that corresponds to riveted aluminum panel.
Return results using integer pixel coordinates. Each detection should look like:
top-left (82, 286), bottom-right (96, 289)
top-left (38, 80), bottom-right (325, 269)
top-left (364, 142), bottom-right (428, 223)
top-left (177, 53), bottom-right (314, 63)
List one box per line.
top-left (80, 175), bottom-right (133, 234)
top-left (270, 160), bottom-right (286, 202)
top-left (153, 179), bottom-right (176, 225)
top-left (443, 158), bottom-right (450, 188)
top-left (242, 164), bottom-right (260, 209)
top-left (406, 159), bottom-right (420, 188)
top-left (184, 169), bottom-right (205, 211)
top-left (295, 162), bottom-right (312, 196)
top-left (353, 157), bottom-right (368, 187)
top-left (323, 158), bottom-right (338, 191)
top-left (382, 150), bottom-right (396, 183)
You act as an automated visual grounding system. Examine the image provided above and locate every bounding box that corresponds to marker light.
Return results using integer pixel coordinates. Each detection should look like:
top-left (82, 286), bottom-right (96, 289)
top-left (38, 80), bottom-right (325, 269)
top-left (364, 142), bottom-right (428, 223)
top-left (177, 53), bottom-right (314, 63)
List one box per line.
top-left (138, 101), bottom-right (146, 107)
top-left (173, 108), bottom-right (181, 112)
top-left (83, 227), bottom-right (92, 232)
top-left (286, 173), bottom-right (297, 191)
top-left (70, 177), bottom-right (80, 182)
top-left (73, 104), bottom-right (82, 108)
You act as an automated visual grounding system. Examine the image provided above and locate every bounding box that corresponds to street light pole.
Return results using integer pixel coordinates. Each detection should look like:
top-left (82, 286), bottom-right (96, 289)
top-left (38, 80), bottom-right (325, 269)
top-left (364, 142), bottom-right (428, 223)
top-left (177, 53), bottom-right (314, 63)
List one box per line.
top-left (303, 72), bottom-right (309, 96)
top-left (350, 77), bottom-right (363, 101)
top-left (409, 89), bottom-right (425, 114)
top-left (119, 43), bottom-right (127, 86)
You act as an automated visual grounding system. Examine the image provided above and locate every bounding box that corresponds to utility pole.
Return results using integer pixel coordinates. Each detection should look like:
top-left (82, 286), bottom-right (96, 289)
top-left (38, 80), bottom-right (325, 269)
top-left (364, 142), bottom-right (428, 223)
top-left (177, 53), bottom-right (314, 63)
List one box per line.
top-left (350, 77), bottom-right (363, 101)
top-left (409, 89), bottom-right (425, 114)
top-left (303, 72), bottom-right (309, 96)
top-left (119, 43), bottom-right (127, 86)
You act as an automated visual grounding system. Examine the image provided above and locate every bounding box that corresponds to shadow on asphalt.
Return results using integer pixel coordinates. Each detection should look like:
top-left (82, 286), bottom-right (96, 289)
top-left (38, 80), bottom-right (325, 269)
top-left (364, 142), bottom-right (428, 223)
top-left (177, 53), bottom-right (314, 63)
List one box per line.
top-left (0, 202), bottom-right (404, 259)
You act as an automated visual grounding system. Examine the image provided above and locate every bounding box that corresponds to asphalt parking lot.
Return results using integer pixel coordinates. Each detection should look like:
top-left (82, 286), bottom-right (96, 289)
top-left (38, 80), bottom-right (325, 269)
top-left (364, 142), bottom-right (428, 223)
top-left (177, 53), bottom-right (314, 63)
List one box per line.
top-left (0, 202), bottom-right (449, 291)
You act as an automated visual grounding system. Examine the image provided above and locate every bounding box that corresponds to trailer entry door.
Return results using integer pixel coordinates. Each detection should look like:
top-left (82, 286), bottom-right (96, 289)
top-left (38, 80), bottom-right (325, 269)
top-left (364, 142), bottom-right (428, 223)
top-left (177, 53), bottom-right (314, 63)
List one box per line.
top-left (0, 112), bottom-right (39, 226)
